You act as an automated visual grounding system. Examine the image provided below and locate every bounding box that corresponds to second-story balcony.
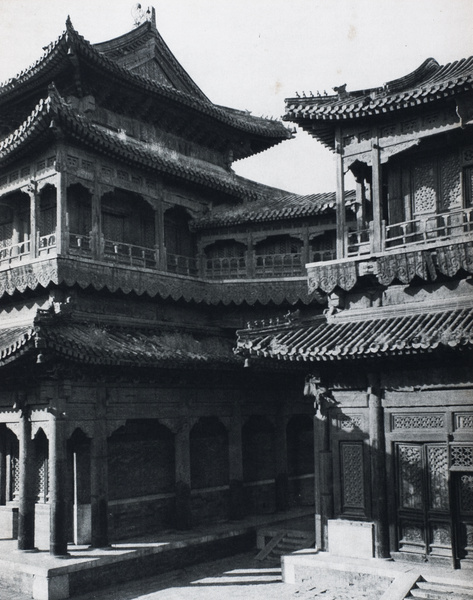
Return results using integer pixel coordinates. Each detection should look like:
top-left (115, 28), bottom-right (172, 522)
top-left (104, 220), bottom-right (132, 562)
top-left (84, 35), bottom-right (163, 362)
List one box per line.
top-left (347, 206), bottom-right (473, 257)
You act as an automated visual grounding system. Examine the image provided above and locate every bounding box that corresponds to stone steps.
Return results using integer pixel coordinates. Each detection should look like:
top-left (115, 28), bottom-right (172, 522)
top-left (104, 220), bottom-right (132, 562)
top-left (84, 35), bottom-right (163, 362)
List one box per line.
top-left (407, 578), bottom-right (473, 600)
top-left (256, 530), bottom-right (314, 561)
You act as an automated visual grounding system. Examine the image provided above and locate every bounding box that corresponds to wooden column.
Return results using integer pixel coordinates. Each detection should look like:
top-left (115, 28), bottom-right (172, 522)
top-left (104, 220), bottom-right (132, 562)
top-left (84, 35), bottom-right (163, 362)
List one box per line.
top-left (28, 185), bottom-right (38, 259)
top-left (314, 410), bottom-right (333, 551)
top-left (55, 167), bottom-right (69, 255)
top-left (90, 420), bottom-right (108, 548)
top-left (355, 177), bottom-right (366, 231)
top-left (175, 420), bottom-right (192, 530)
top-left (275, 409), bottom-right (289, 512)
top-left (371, 136), bottom-right (383, 253)
top-left (246, 233), bottom-right (255, 278)
top-left (156, 192), bottom-right (166, 271)
top-left (335, 128), bottom-right (346, 259)
top-left (368, 373), bottom-right (390, 558)
top-left (228, 406), bottom-right (244, 520)
top-left (18, 408), bottom-right (35, 551)
top-left (0, 424), bottom-right (6, 505)
top-left (91, 181), bottom-right (102, 261)
top-left (49, 411), bottom-right (68, 556)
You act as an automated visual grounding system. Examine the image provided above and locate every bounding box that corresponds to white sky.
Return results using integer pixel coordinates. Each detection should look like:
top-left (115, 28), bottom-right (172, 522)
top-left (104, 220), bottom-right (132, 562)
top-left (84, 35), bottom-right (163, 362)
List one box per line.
top-left (0, 0), bottom-right (471, 194)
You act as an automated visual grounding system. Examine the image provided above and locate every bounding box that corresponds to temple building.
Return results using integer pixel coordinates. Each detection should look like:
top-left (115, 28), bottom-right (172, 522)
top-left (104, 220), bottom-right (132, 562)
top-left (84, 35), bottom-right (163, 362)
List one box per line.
top-left (0, 8), bottom-right (356, 555)
top-left (237, 57), bottom-right (473, 568)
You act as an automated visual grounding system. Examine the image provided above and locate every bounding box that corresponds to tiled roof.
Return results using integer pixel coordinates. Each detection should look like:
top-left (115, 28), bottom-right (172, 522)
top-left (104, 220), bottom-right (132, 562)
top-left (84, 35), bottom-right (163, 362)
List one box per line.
top-left (0, 320), bottom-right (241, 369)
top-left (0, 19), bottom-right (291, 155)
top-left (285, 56), bottom-right (473, 140)
top-left (93, 20), bottom-right (209, 101)
top-left (192, 190), bottom-right (356, 230)
top-left (236, 307), bottom-right (473, 361)
top-left (0, 87), bottom-right (281, 201)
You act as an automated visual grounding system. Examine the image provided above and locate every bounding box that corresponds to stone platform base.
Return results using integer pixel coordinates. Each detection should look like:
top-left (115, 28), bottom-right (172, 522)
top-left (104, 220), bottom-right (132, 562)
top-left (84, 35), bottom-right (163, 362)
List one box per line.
top-left (282, 549), bottom-right (473, 600)
top-left (0, 529), bottom-right (254, 600)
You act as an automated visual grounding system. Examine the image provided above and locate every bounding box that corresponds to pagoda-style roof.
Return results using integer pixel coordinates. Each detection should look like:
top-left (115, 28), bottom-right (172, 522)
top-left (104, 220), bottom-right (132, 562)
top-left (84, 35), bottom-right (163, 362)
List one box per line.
top-left (285, 56), bottom-right (473, 148)
top-left (0, 319), bottom-right (241, 369)
top-left (0, 86), bottom-right (282, 201)
top-left (236, 305), bottom-right (473, 362)
top-left (192, 190), bottom-right (356, 230)
top-left (93, 18), bottom-right (208, 101)
top-left (0, 18), bottom-right (291, 159)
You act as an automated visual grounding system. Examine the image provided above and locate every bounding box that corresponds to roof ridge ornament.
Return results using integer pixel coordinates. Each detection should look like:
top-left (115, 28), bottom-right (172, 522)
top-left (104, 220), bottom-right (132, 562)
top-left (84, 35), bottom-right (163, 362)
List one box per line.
top-left (131, 4), bottom-right (156, 28)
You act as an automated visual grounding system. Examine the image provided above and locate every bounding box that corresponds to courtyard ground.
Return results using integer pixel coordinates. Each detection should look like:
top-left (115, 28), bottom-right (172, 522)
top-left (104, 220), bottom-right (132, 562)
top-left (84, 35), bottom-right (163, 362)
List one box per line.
top-left (66, 551), bottom-right (379, 600)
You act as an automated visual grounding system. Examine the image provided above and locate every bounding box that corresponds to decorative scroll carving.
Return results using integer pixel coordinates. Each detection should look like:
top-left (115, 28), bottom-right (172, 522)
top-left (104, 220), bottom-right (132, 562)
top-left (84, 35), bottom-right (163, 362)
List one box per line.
top-left (456, 414), bottom-right (473, 430)
top-left (307, 262), bottom-right (357, 293)
top-left (402, 523), bottom-right (424, 543)
top-left (436, 242), bottom-right (473, 277)
top-left (463, 146), bottom-right (473, 164)
top-left (377, 251), bottom-right (427, 286)
top-left (0, 262), bottom-right (59, 296)
top-left (399, 445), bottom-right (423, 510)
top-left (431, 523), bottom-right (451, 546)
top-left (460, 475), bottom-right (473, 512)
top-left (341, 442), bottom-right (365, 510)
top-left (392, 414), bottom-right (444, 430)
top-left (428, 446), bottom-right (449, 511)
top-left (451, 446), bottom-right (473, 468)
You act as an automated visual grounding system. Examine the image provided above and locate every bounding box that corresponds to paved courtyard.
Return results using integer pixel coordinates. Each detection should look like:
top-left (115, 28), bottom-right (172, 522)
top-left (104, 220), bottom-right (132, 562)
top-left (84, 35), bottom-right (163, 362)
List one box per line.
top-left (60, 551), bottom-right (379, 600)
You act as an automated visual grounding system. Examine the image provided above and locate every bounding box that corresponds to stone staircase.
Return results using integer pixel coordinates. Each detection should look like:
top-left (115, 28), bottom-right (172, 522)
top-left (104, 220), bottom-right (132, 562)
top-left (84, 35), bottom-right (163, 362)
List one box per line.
top-left (256, 530), bottom-right (315, 561)
top-left (406, 576), bottom-right (473, 599)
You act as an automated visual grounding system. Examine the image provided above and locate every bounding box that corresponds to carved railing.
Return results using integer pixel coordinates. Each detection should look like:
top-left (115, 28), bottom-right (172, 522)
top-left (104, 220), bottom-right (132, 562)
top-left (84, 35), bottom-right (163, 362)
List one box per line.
top-left (0, 239), bottom-right (31, 265)
top-left (347, 207), bottom-right (473, 257)
top-left (254, 252), bottom-right (304, 277)
top-left (204, 256), bottom-right (247, 279)
top-left (69, 233), bottom-right (92, 257)
top-left (166, 253), bottom-right (198, 276)
top-left (385, 207), bottom-right (473, 248)
top-left (312, 249), bottom-right (337, 262)
top-left (347, 227), bottom-right (371, 256)
top-left (38, 233), bottom-right (56, 256)
top-left (104, 239), bottom-right (159, 269)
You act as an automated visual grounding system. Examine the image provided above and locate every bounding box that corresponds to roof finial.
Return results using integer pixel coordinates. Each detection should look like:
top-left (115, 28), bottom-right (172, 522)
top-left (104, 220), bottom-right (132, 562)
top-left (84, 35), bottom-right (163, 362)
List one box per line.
top-left (131, 4), bottom-right (156, 27)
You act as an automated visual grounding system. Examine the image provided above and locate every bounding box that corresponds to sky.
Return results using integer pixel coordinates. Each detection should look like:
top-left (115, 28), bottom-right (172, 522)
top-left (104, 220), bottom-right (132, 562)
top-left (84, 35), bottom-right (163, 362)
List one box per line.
top-left (0, 0), bottom-right (471, 195)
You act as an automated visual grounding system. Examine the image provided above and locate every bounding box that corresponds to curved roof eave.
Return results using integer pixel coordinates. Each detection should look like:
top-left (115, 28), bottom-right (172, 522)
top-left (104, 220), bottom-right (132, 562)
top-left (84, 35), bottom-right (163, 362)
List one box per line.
top-left (0, 19), bottom-right (291, 148)
top-left (0, 89), bottom-right (276, 201)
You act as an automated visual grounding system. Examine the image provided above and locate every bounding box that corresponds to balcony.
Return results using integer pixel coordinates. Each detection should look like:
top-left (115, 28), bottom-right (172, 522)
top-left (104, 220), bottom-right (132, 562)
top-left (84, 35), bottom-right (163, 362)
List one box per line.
top-left (347, 207), bottom-right (473, 257)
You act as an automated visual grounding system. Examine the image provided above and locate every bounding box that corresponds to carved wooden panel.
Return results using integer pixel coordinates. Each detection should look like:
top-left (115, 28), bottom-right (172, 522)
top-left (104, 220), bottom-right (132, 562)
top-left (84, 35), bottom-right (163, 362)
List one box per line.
top-left (392, 414), bottom-right (444, 430)
top-left (398, 444), bottom-right (423, 510)
top-left (451, 446), bottom-right (473, 469)
top-left (460, 475), bottom-right (473, 512)
top-left (340, 442), bottom-right (365, 512)
top-left (427, 446), bottom-right (448, 511)
top-left (439, 152), bottom-right (461, 210)
top-left (413, 159), bottom-right (436, 214)
top-left (456, 414), bottom-right (473, 430)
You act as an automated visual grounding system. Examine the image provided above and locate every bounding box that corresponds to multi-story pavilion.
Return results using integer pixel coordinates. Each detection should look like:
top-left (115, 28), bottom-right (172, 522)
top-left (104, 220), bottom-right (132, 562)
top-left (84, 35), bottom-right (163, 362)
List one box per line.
top-left (237, 57), bottom-right (473, 569)
top-left (0, 9), bottom-right (354, 555)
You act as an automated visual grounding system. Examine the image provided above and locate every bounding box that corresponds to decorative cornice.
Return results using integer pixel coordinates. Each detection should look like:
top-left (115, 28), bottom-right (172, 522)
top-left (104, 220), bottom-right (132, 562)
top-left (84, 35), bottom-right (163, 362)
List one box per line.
top-left (307, 240), bottom-right (473, 293)
top-left (0, 257), bottom-right (316, 306)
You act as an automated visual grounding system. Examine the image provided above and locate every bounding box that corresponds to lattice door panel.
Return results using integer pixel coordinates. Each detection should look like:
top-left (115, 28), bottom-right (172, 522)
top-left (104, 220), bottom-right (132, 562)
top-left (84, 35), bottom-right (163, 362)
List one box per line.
top-left (395, 443), bottom-right (452, 560)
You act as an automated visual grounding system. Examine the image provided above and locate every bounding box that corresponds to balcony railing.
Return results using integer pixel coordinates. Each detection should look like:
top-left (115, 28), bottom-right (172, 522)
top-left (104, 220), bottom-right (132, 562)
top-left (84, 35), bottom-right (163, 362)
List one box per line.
top-left (69, 233), bottom-right (92, 257)
top-left (0, 231), bottom-right (331, 282)
top-left (166, 253), bottom-right (198, 276)
top-left (0, 239), bottom-right (31, 265)
top-left (38, 233), bottom-right (56, 255)
top-left (204, 256), bottom-right (247, 279)
top-left (347, 207), bottom-right (473, 257)
top-left (254, 253), bottom-right (304, 277)
top-left (104, 239), bottom-right (158, 269)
